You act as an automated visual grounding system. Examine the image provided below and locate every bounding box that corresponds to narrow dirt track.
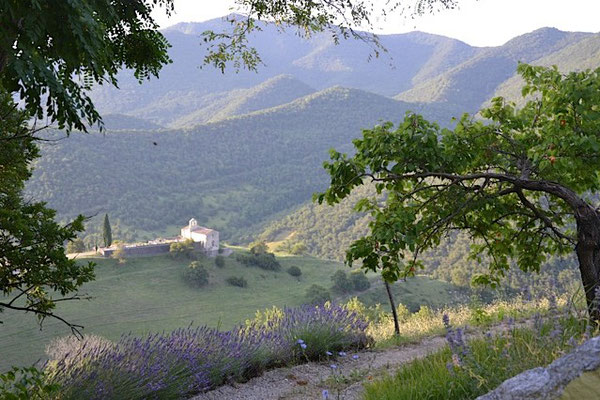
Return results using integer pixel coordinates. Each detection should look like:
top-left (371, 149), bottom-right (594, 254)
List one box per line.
top-left (191, 336), bottom-right (447, 400)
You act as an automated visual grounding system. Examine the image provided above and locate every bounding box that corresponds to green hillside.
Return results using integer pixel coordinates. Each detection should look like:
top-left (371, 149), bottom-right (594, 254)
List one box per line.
top-left (168, 74), bottom-right (315, 128)
top-left (27, 87), bottom-right (458, 247)
top-left (0, 251), bottom-right (465, 371)
top-left (395, 28), bottom-right (592, 111)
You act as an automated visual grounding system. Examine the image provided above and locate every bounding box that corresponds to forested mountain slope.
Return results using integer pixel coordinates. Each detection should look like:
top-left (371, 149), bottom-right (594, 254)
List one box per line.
top-left (28, 87), bottom-right (457, 245)
top-left (395, 28), bottom-right (592, 111)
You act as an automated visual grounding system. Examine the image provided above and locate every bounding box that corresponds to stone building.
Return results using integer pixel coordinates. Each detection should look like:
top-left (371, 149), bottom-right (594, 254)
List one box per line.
top-left (180, 218), bottom-right (220, 250)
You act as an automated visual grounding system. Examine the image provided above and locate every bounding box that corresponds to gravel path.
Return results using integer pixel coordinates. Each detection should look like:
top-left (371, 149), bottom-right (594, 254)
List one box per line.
top-left (190, 318), bottom-right (536, 400)
top-left (190, 336), bottom-right (447, 400)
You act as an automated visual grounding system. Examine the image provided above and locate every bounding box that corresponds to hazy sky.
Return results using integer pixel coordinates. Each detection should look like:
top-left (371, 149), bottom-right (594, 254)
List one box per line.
top-left (152, 0), bottom-right (599, 47)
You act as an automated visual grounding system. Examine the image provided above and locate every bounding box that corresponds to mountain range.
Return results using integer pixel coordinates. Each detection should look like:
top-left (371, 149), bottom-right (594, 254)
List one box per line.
top-left (27, 16), bottom-right (600, 248)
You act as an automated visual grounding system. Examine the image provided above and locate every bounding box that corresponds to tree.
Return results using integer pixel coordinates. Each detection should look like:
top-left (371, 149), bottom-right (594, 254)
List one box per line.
top-left (184, 261), bottom-right (209, 287)
top-left (331, 270), bottom-right (353, 294)
top-left (287, 265), bottom-right (303, 278)
top-left (202, 0), bottom-right (460, 72)
top-left (102, 214), bottom-right (113, 248)
top-left (0, 93), bottom-right (94, 334)
top-left (112, 244), bottom-right (127, 264)
top-left (0, 0), bottom-right (173, 132)
top-left (169, 239), bottom-right (195, 259)
top-left (66, 238), bottom-right (86, 254)
top-left (317, 64), bottom-right (600, 321)
top-left (215, 255), bottom-right (226, 268)
top-left (249, 241), bottom-right (269, 255)
top-left (291, 242), bottom-right (308, 255)
top-left (305, 284), bottom-right (331, 305)
top-left (350, 270), bottom-right (371, 291)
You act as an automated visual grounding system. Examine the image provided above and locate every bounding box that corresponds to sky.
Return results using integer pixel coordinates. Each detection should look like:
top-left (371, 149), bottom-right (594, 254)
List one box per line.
top-left (152, 0), bottom-right (599, 47)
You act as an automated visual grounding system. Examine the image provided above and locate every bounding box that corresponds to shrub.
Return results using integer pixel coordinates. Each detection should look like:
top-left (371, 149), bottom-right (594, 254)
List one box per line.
top-left (350, 271), bottom-right (371, 291)
top-left (226, 276), bottom-right (248, 288)
top-left (287, 266), bottom-right (302, 277)
top-left (0, 366), bottom-right (60, 399)
top-left (290, 242), bottom-right (307, 255)
top-left (249, 241), bottom-right (268, 255)
top-left (169, 239), bottom-right (195, 259)
top-left (184, 262), bottom-right (209, 287)
top-left (47, 304), bottom-right (370, 399)
top-left (363, 314), bottom-right (591, 400)
top-left (305, 284), bottom-right (331, 305)
top-left (112, 243), bottom-right (126, 264)
top-left (236, 252), bottom-right (281, 271)
top-left (215, 255), bottom-right (225, 268)
top-left (331, 270), bottom-right (353, 294)
top-left (66, 238), bottom-right (86, 253)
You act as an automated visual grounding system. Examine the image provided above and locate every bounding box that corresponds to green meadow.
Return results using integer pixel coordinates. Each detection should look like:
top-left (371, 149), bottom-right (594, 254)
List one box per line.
top-left (0, 250), bottom-right (466, 371)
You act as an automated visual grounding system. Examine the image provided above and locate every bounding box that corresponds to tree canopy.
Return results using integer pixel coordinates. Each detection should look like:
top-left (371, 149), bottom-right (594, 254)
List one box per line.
top-left (0, 0), bottom-right (174, 132)
top-left (317, 64), bottom-right (600, 320)
top-left (0, 93), bottom-right (94, 334)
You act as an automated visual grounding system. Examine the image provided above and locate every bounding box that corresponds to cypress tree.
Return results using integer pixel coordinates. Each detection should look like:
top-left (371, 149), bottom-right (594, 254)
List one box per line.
top-left (103, 214), bottom-right (112, 247)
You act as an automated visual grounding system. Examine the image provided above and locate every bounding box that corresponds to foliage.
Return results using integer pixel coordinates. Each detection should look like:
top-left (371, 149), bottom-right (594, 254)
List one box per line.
top-left (236, 252), bottom-right (282, 271)
top-left (66, 238), bottom-right (86, 254)
top-left (202, 0), bottom-right (460, 72)
top-left (226, 276), bottom-right (248, 288)
top-left (317, 64), bottom-right (600, 319)
top-left (112, 244), bottom-right (126, 264)
top-left (305, 284), bottom-right (331, 305)
top-left (331, 270), bottom-right (354, 294)
top-left (102, 214), bottom-right (112, 248)
top-left (46, 304), bottom-right (369, 399)
top-left (215, 255), bottom-right (226, 268)
top-left (29, 87), bottom-right (456, 249)
top-left (183, 262), bottom-right (209, 288)
top-left (169, 239), bottom-right (195, 259)
top-left (249, 241), bottom-right (269, 255)
top-left (0, 366), bottom-right (60, 400)
top-left (290, 242), bottom-right (307, 255)
top-left (350, 270), bottom-right (371, 291)
top-left (0, 93), bottom-right (95, 331)
top-left (0, 0), bottom-right (172, 131)
top-left (363, 314), bottom-right (595, 399)
top-left (287, 266), bottom-right (302, 277)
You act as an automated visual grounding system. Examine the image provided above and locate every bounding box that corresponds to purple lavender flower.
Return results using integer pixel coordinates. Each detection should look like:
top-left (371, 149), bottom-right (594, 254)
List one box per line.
top-left (330, 364), bottom-right (337, 369)
top-left (297, 339), bottom-right (305, 344)
top-left (352, 355), bottom-right (359, 360)
top-left (300, 343), bottom-right (307, 350)
top-left (338, 351), bottom-right (347, 357)
top-left (322, 389), bottom-right (330, 399)
top-left (326, 351), bottom-right (333, 356)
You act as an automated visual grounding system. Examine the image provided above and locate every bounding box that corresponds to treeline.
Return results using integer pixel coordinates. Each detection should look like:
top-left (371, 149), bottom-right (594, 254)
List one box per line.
top-left (259, 185), bottom-right (582, 298)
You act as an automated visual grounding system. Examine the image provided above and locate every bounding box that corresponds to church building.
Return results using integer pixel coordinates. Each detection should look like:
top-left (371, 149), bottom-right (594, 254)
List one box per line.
top-left (180, 218), bottom-right (220, 250)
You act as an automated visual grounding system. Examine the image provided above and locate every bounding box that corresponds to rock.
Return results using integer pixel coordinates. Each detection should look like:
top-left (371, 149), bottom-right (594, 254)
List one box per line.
top-left (476, 336), bottom-right (600, 400)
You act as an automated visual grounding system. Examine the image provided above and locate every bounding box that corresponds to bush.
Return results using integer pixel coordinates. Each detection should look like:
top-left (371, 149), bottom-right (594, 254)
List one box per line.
top-left (290, 242), bottom-right (307, 255)
top-left (331, 270), bottom-right (353, 294)
top-left (47, 304), bottom-right (370, 399)
top-left (184, 262), bottom-right (209, 287)
top-left (226, 276), bottom-right (248, 288)
top-left (169, 239), bottom-right (195, 259)
top-left (249, 241), bottom-right (268, 255)
top-left (66, 238), bottom-right (86, 253)
top-left (287, 266), bottom-right (302, 277)
top-left (363, 315), bottom-right (590, 400)
top-left (236, 252), bottom-right (281, 271)
top-left (0, 366), bottom-right (60, 399)
top-left (215, 255), bottom-right (225, 268)
top-left (305, 284), bottom-right (331, 305)
top-left (350, 271), bottom-right (371, 291)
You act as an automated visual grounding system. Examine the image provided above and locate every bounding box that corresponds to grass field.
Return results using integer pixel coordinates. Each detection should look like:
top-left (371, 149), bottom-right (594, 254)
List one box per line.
top-left (0, 250), bottom-right (466, 371)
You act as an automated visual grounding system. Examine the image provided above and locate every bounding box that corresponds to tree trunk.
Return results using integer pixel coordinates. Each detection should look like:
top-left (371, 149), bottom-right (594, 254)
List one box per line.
top-left (574, 204), bottom-right (600, 322)
top-left (384, 280), bottom-right (400, 335)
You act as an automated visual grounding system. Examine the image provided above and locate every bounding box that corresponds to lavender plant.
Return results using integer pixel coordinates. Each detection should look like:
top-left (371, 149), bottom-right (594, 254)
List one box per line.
top-left (47, 304), bottom-right (370, 399)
